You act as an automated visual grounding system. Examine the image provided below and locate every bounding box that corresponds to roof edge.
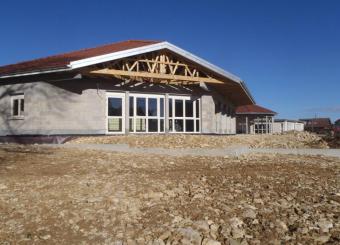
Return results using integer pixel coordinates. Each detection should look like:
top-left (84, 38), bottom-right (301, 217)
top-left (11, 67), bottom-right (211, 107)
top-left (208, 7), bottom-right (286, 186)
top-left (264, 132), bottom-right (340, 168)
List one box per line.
top-left (0, 41), bottom-right (256, 104)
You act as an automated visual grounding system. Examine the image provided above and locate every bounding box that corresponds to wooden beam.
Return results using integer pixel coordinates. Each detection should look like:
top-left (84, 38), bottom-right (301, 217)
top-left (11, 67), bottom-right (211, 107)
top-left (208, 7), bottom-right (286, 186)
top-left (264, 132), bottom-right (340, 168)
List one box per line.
top-left (89, 68), bottom-right (225, 84)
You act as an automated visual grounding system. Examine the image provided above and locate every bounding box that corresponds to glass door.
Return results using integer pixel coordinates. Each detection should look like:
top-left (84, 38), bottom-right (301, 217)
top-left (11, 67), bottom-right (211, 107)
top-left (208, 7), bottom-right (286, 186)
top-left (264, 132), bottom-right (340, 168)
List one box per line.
top-left (128, 93), bottom-right (165, 133)
top-left (168, 96), bottom-right (200, 133)
top-left (107, 92), bottom-right (125, 134)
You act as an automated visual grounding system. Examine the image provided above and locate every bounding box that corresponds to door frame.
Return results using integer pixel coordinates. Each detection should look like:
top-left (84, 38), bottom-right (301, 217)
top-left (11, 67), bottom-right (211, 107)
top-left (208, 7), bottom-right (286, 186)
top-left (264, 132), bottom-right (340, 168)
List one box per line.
top-left (106, 92), bottom-right (125, 134)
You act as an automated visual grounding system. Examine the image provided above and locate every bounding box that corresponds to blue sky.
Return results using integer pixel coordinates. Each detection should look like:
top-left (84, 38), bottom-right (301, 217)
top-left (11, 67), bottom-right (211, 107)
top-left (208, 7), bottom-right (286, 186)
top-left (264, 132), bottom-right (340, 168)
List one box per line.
top-left (1, 0), bottom-right (339, 121)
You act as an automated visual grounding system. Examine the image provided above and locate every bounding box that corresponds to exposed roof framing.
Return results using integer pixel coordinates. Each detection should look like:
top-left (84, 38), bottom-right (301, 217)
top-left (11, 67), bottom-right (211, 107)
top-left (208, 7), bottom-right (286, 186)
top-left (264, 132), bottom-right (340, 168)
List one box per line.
top-left (88, 51), bottom-right (225, 85)
top-left (0, 40), bottom-right (255, 104)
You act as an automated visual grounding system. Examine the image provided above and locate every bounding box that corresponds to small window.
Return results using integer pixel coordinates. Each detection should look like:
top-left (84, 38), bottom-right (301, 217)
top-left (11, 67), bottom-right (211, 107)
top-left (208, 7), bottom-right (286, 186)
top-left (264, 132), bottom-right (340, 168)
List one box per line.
top-left (11, 94), bottom-right (24, 118)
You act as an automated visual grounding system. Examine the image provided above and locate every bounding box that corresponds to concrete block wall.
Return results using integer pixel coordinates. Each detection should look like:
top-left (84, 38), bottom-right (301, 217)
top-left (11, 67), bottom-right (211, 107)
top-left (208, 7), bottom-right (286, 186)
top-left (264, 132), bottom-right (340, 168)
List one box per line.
top-left (0, 79), bottom-right (237, 136)
top-left (201, 94), bottom-right (236, 134)
top-left (0, 81), bottom-right (106, 135)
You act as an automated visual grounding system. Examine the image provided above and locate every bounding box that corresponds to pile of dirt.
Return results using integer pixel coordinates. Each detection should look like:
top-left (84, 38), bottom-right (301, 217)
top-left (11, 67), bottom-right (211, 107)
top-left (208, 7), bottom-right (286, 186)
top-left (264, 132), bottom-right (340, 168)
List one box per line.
top-left (323, 135), bottom-right (340, 149)
top-left (0, 145), bottom-right (339, 244)
top-left (68, 131), bottom-right (329, 149)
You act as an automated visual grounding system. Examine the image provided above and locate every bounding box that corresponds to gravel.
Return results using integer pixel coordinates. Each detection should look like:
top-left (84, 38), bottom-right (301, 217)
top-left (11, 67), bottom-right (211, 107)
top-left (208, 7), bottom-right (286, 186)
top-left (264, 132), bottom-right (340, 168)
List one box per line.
top-left (0, 144), bottom-right (339, 244)
top-left (67, 131), bottom-right (330, 149)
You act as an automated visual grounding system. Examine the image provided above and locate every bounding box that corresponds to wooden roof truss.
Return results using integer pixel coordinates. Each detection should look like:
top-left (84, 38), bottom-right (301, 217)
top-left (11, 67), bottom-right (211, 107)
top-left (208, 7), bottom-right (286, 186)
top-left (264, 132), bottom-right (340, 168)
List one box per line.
top-left (87, 51), bottom-right (225, 85)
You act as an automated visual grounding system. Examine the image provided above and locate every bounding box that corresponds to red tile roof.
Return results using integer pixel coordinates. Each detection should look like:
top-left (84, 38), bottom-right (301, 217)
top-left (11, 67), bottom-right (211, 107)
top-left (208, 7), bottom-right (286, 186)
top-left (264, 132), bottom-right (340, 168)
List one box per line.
top-left (300, 118), bottom-right (332, 128)
top-left (0, 40), bottom-right (161, 76)
top-left (236, 104), bottom-right (276, 115)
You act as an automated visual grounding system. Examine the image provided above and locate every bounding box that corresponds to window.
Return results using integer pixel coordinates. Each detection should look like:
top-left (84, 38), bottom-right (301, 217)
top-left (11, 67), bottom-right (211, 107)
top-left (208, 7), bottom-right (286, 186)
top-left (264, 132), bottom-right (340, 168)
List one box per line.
top-left (107, 95), bottom-right (124, 133)
top-left (11, 94), bottom-right (24, 118)
top-left (129, 94), bottom-right (165, 133)
top-left (168, 96), bottom-right (200, 133)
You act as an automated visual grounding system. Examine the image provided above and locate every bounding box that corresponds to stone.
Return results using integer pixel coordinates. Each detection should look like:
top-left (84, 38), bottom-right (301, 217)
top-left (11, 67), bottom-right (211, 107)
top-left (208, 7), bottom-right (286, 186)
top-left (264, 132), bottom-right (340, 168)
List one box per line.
top-left (229, 217), bottom-right (243, 228)
top-left (209, 224), bottom-right (220, 239)
top-left (276, 220), bottom-right (288, 233)
top-left (314, 235), bottom-right (330, 244)
top-left (39, 234), bottom-right (51, 240)
top-left (0, 184), bottom-right (7, 190)
top-left (159, 231), bottom-right (171, 241)
top-left (152, 239), bottom-right (165, 245)
top-left (202, 238), bottom-right (221, 245)
top-left (232, 228), bottom-right (245, 239)
top-left (178, 228), bottom-right (202, 245)
top-left (193, 220), bottom-right (210, 233)
top-left (242, 209), bottom-right (256, 219)
top-left (317, 219), bottom-right (333, 233)
top-left (228, 238), bottom-right (241, 245)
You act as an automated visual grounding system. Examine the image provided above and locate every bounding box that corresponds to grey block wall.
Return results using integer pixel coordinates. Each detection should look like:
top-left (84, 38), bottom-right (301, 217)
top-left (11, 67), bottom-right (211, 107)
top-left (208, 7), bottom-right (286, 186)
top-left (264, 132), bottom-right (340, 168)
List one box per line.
top-left (0, 79), bottom-right (237, 136)
top-left (0, 81), bottom-right (106, 135)
top-left (201, 95), bottom-right (236, 134)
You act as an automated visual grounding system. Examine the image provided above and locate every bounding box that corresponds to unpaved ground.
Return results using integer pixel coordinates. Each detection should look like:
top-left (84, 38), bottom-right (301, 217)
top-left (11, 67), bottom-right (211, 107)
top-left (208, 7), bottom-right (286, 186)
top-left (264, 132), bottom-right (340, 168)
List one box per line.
top-left (323, 136), bottom-right (340, 149)
top-left (68, 131), bottom-right (329, 149)
top-left (0, 145), bottom-right (340, 244)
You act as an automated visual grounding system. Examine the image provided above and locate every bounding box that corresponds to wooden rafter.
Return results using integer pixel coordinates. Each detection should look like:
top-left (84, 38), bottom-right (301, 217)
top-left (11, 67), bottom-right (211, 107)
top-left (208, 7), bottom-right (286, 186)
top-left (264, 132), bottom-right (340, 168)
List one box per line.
top-left (86, 51), bottom-right (225, 85)
top-left (90, 68), bottom-right (224, 84)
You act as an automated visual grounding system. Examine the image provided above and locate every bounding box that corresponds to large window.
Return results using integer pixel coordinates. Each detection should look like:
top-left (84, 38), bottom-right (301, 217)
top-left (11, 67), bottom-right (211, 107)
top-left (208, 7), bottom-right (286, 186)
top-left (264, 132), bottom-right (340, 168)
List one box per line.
top-left (168, 96), bottom-right (200, 133)
top-left (107, 94), bottom-right (125, 133)
top-left (11, 94), bottom-right (24, 118)
top-left (129, 94), bottom-right (165, 133)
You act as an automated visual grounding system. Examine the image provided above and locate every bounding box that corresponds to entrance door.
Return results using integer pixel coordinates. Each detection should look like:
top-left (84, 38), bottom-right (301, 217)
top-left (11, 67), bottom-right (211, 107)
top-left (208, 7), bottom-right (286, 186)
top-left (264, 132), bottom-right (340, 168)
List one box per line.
top-left (107, 92), bottom-right (125, 134)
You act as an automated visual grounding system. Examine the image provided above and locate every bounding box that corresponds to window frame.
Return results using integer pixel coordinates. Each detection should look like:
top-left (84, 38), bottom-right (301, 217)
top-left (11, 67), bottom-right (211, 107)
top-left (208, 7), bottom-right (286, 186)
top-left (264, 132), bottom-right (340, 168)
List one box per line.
top-left (10, 94), bottom-right (25, 119)
top-left (106, 92), bottom-right (125, 134)
top-left (129, 93), bottom-right (165, 134)
top-left (168, 95), bottom-right (201, 133)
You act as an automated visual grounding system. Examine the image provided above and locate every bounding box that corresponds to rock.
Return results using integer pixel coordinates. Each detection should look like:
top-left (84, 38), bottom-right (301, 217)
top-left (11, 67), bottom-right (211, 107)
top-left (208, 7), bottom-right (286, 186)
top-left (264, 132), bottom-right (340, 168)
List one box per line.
top-left (172, 216), bottom-right (183, 224)
top-left (159, 231), bottom-right (171, 241)
top-left (193, 220), bottom-right (210, 233)
top-left (276, 220), bottom-right (288, 233)
top-left (152, 239), bottom-right (165, 245)
top-left (317, 219), bottom-right (333, 233)
top-left (178, 228), bottom-right (202, 245)
top-left (314, 235), bottom-right (330, 244)
top-left (242, 209), bottom-right (256, 219)
top-left (202, 238), bottom-right (221, 245)
top-left (228, 238), bottom-right (241, 245)
top-left (229, 217), bottom-right (243, 228)
top-left (39, 234), bottom-right (51, 240)
top-left (209, 224), bottom-right (220, 239)
top-left (232, 228), bottom-right (245, 239)
top-left (0, 184), bottom-right (7, 190)
top-left (126, 239), bottom-right (137, 245)
top-left (253, 198), bottom-right (263, 205)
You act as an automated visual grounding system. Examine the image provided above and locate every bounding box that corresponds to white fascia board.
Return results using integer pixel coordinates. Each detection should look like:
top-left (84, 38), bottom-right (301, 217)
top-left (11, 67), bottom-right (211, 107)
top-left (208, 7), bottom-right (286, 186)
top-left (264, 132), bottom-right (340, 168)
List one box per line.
top-left (69, 42), bottom-right (170, 69)
top-left (69, 41), bottom-right (255, 104)
top-left (69, 41), bottom-right (241, 82)
top-left (162, 42), bottom-right (242, 83)
top-left (0, 41), bottom-right (255, 103)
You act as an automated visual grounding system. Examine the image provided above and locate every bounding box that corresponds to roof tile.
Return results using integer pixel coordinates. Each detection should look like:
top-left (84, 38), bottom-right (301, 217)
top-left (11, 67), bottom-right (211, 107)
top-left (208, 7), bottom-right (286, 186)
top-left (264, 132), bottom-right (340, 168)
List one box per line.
top-left (236, 104), bottom-right (276, 115)
top-left (0, 40), bottom-right (161, 76)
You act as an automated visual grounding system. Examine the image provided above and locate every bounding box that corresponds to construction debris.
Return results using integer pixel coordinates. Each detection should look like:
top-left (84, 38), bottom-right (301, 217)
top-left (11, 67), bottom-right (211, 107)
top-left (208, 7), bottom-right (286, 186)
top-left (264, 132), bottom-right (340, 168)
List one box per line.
top-left (0, 145), bottom-right (339, 244)
top-left (69, 131), bottom-right (329, 149)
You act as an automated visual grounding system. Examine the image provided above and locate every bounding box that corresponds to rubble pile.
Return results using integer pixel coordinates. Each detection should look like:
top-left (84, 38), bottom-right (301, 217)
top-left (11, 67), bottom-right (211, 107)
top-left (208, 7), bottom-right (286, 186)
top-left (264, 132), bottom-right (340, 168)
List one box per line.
top-left (0, 145), bottom-right (339, 244)
top-left (69, 131), bottom-right (329, 149)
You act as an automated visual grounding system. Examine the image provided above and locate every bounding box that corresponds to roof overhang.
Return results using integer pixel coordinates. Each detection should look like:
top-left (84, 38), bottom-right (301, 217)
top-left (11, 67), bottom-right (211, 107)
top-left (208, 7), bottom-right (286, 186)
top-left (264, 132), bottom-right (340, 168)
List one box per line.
top-left (0, 41), bottom-right (255, 104)
top-left (236, 112), bottom-right (276, 115)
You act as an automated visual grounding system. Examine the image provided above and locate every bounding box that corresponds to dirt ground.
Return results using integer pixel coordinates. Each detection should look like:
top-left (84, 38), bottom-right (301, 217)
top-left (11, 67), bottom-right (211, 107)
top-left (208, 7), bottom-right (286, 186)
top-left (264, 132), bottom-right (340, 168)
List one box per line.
top-left (323, 135), bottom-right (340, 149)
top-left (68, 131), bottom-right (329, 149)
top-left (0, 144), bottom-right (339, 244)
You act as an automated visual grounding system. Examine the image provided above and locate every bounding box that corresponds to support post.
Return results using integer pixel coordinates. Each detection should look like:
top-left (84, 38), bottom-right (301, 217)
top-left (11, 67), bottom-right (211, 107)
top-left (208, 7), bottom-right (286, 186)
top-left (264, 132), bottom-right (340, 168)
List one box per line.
top-left (165, 93), bottom-right (169, 133)
top-left (245, 116), bottom-right (249, 134)
top-left (125, 91), bottom-right (129, 134)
